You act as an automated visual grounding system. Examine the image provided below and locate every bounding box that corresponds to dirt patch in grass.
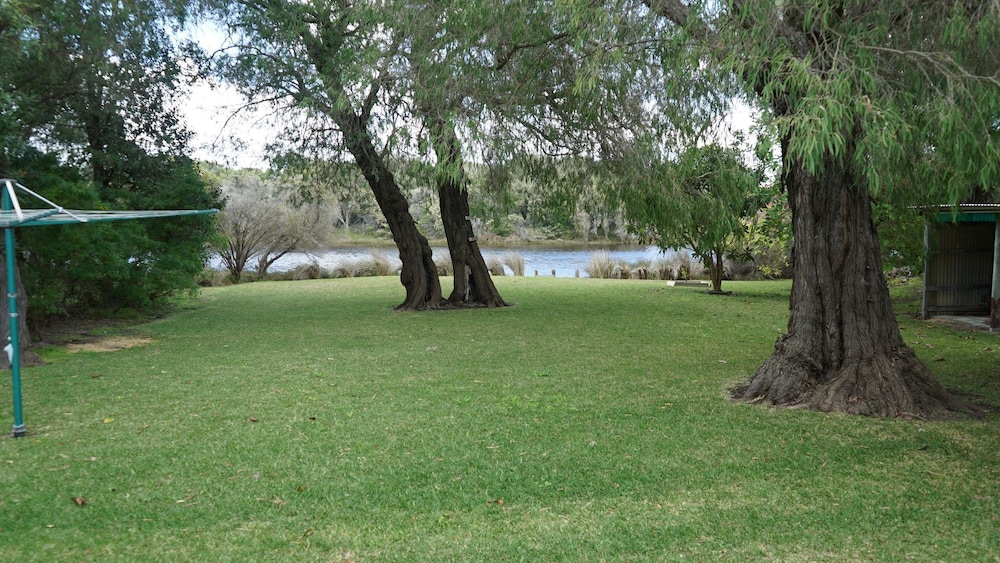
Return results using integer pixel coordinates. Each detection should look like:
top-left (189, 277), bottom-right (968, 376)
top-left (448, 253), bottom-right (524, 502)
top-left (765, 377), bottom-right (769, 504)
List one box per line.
top-left (65, 336), bottom-right (153, 353)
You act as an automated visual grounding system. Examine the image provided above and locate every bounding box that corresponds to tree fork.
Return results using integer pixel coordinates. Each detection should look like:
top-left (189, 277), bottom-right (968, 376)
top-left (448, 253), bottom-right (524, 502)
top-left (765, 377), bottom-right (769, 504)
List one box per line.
top-left (425, 115), bottom-right (508, 308)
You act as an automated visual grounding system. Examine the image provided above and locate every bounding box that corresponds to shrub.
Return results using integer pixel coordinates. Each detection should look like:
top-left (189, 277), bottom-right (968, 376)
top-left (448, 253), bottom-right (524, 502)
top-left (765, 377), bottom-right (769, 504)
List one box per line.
top-left (196, 267), bottom-right (230, 287)
top-left (750, 240), bottom-right (793, 279)
top-left (725, 257), bottom-right (756, 280)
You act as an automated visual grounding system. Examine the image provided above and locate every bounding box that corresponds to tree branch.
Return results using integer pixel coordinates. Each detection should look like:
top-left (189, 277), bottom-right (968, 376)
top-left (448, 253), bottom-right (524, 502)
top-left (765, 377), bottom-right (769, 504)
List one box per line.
top-left (361, 36), bottom-right (404, 124)
top-left (494, 32), bottom-right (570, 71)
top-left (865, 45), bottom-right (1000, 88)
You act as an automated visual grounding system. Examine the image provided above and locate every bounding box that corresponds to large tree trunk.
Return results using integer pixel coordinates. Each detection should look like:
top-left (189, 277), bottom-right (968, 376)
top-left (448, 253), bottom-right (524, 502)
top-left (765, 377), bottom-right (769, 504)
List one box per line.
top-left (298, 19), bottom-right (443, 311)
top-left (438, 177), bottom-right (509, 307)
top-left (337, 111), bottom-right (443, 311)
top-left (425, 115), bottom-right (508, 308)
top-left (733, 134), bottom-right (964, 417)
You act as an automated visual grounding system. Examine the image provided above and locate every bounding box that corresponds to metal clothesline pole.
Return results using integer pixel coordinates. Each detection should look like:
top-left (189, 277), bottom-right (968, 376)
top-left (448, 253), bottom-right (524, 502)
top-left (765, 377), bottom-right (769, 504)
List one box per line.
top-left (0, 178), bottom-right (216, 438)
top-left (3, 181), bottom-right (26, 437)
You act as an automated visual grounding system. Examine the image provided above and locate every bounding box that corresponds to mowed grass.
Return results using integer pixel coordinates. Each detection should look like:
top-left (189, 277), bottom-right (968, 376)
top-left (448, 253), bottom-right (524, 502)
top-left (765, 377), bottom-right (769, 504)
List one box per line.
top-left (1, 277), bottom-right (998, 561)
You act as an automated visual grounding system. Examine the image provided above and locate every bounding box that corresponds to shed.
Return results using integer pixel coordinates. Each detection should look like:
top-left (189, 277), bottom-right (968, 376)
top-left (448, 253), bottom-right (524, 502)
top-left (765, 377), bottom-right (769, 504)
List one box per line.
top-left (921, 204), bottom-right (1000, 330)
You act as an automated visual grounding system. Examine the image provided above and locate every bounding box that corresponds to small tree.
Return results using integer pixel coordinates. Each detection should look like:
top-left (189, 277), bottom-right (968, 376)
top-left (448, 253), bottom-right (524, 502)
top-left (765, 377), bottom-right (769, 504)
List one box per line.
top-left (619, 144), bottom-right (764, 293)
top-left (216, 172), bottom-right (327, 281)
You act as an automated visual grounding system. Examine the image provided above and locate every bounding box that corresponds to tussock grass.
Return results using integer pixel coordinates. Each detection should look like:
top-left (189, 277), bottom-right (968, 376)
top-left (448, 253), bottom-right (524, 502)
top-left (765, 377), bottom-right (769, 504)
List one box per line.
top-left (434, 255), bottom-right (454, 276)
top-left (668, 251), bottom-right (704, 280)
top-left (485, 255), bottom-right (506, 276)
top-left (358, 250), bottom-right (396, 277)
top-left (196, 266), bottom-right (231, 287)
top-left (500, 252), bottom-right (525, 276)
top-left (2, 277), bottom-right (998, 561)
top-left (585, 250), bottom-right (617, 278)
top-left (287, 261), bottom-right (324, 280)
top-left (324, 251), bottom-right (400, 279)
top-left (653, 258), bottom-right (675, 281)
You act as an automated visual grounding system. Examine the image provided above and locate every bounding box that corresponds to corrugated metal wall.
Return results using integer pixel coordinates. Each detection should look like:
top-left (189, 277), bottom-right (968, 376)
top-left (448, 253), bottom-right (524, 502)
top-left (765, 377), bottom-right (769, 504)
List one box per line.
top-left (924, 220), bottom-right (995, 316)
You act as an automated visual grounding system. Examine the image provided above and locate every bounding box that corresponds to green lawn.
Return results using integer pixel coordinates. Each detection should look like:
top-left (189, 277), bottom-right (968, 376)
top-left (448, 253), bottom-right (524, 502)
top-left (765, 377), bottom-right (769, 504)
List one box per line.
top-left (1, 277), bottom-right (997, 561)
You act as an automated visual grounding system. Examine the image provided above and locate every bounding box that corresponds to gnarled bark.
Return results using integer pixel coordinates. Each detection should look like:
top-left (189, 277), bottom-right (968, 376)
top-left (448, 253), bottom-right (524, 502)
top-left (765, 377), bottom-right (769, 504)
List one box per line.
top-left (337, 111), bottom-right (443, 311)
top-left (425, 115), bottom-right (508, 308)
top-left (438, 177), bottom-right (509, 307)
top-left (640, 0), bottom-right (972, 417)
top-left (733, 133), bottom-right (964, 416)
top-left (299, 19), bottom-right (442, 311)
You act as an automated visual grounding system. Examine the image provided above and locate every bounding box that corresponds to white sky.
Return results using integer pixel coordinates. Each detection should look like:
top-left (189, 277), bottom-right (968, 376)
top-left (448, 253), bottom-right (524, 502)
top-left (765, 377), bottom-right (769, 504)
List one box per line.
top-left (180, 23), bottom-right (273, 170)
top-left (181, 87), bottom-right (761, 172)
top-left (184, 79), bottom-right (272, 170)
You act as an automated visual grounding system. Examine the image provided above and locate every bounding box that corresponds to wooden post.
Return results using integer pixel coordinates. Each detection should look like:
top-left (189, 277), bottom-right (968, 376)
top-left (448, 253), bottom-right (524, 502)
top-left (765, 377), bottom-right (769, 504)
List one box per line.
top-left (922, 220), bottom-right (931, 321)
top-left (991, 214), bottom-right (999, 331)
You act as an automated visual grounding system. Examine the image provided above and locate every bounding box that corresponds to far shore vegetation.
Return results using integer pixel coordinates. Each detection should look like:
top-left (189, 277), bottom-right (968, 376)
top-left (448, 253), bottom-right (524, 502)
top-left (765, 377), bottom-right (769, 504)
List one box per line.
top-left (198, 245), bottom-right (775, 286)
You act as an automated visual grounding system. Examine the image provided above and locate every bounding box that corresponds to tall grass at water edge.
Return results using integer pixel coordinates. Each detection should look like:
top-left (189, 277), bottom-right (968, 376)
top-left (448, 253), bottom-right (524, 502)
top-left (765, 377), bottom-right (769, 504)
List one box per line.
top-left (2, 277), bottom-right (997, 561)
top-left (585, 250), bottom-right (710, 280)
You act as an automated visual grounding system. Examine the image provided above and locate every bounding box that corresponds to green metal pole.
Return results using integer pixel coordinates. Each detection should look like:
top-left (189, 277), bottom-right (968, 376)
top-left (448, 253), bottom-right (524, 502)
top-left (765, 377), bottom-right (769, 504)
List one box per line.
top-left (3, 186), bottom-right (25, 437)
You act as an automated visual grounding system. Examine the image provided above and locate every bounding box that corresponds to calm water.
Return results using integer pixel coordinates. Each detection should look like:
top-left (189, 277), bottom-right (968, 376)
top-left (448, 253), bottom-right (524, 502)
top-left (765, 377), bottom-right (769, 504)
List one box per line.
top-left (219, 245), bottom-right (686, 278)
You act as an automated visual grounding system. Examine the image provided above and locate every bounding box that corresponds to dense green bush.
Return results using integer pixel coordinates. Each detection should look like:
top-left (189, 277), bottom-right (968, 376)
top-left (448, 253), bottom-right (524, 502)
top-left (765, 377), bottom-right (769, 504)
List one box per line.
top-left (8, 149), bottom-right (219, 328)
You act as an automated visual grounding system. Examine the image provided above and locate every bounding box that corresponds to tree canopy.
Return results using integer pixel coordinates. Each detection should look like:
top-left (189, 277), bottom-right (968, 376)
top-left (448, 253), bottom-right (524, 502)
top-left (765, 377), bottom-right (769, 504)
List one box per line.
top-left (1, 0), bottom-right (220, 326)
top-left (617, 143), bottom-right (766, 292)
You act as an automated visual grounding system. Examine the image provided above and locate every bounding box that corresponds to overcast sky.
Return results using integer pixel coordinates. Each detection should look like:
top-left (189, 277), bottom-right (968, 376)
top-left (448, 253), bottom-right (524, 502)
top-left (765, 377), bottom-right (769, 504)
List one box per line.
top-left (179, 24), bottom-right (762, 172)
top-left (180, 23), bottom-right (273, 170)
top-left (184, 79), bottom-right (272, 170)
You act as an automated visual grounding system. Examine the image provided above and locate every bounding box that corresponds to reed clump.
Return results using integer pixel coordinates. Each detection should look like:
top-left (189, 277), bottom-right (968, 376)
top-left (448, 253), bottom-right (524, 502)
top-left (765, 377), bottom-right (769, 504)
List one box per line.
top-left (501, 252), bottom-right (525, 276)
top-left (486, 256), bottom-right (506, 276)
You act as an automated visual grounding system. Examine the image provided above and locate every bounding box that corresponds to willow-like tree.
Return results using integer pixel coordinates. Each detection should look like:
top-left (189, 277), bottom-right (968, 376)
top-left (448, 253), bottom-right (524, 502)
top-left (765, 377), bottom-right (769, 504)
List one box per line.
top-left (404, 5), bottom-right (509, 307)
top-left (208, 0), bottom-right (555, 309)
top-left (207, 1), bottom-right (443, 309)
top-left (400, 0), bottom-right (637, 305)
top-left (632, 1), bottom-right (1000, 415)
top-left (618, 143), bottom-right (764, 293)
top-left (206, 0), bottom-right (657, 308)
